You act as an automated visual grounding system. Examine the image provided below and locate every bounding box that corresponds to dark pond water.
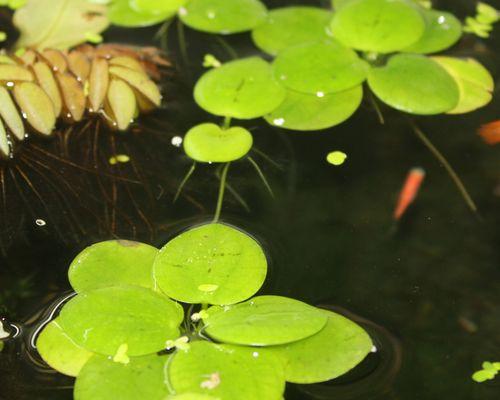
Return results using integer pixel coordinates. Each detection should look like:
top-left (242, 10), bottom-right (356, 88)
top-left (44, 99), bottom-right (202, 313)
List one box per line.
top-left (0, 0), bottom-right (499, 399)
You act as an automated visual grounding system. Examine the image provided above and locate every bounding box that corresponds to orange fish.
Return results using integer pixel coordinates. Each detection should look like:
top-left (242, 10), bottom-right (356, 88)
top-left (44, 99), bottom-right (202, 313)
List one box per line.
top-left (478, 120), bottom-right (500, 145)
top-left (394, 167), bottom-right (426, 220)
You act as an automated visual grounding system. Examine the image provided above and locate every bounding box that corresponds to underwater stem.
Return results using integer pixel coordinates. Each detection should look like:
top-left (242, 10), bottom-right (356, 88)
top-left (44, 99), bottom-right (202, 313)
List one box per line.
top-left (213, 162), bottom-right (230, 223)
top-left (214, 35), bottom-right (239, 59)
top-left (174, 162), bottom-right (196, 203)
top-left (410, 121), bottom-right (478, 215)
top-left (369, 92), bottom-right (385, 125)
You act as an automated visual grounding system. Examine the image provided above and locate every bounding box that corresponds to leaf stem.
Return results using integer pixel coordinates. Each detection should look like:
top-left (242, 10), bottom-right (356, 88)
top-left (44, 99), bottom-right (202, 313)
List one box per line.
top-left (369, 92), bottom-right (385, 125)
top-left (213, 162), bottom-right (230, 223)
top-left (410, 121), bottom-right (478, 215)
top-left (222, 116), bottom-right (232, 130)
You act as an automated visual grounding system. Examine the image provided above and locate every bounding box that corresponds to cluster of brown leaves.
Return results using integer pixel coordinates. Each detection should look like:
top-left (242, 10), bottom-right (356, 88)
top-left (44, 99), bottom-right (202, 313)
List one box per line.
top-left (0, 45), bottom-right (166, 158)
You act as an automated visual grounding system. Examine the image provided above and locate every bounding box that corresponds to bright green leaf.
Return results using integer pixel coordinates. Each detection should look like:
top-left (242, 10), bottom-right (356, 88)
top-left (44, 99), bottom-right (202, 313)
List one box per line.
top-left (183, 123), bottom-right (253, 163)
top-left (265, 85), bottom-right (362, 131)
top-left (58, 286), bottom-right (183, 356)
top-left (326, 151), bottom-right (348, 166)
top-left (168, 341), bottom-right (285, 400)
top-left (131, 0), bottom-right (186, 15)
top-left (330, 0), bottom-right (425, 53)
top-left (109, 0), bottom-right (174, 27)
top-left (432, 56), bottom-right (494, 114)
top-left (263, 310), bottom-right (372, 383)
top-left (179, 0), bottom-right (267, 34)
top-left (153, 223), bottom-right (267, 305)
top-left (194, 57), bottom-right (286, 119)
top-left (14, 0), bottom-right (109, 50)
top-left (203, 295), bottom-right (328, 346)
top-left (368, 54), bottom-right (459, 115)
top-left (74, 353), bottom-right (171, 400)
top-left (251, 7), bottom-right (333, 56)
top-left (68, 240), bottom-right (158, 292)
top-left (403, 9), bottom-right (462, 54)
top-left (36, 319), bottom-right (93, 377)
top-left (272, 41), bottom-right (369, 95)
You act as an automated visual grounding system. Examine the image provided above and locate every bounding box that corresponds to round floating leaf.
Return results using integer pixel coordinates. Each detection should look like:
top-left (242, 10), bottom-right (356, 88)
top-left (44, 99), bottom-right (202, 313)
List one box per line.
top-left (203, 296), bottom-right (328, 346)
top-left (68, 240), bottom-right (158, 292)
top-left (330, 0), bottom-right (425, 53)
top-left (179, 0), bottom-right (267, 34)
top-left (36, 319), bottom-right (93, 377)
top-left (132, 0), bottom-right (186, 15)
top-left (403, 9), bottom-right (462, 54)
top-left (432, 56), bottom-right (494, 114)
top-left (251, 7), bottom-right (333, 56)
top-left (167, 395), bottom-right (217, 400)
top-left (58, 286), bottom-right (183, 356)
top-left (109, 0), bottom-right (174, 27)
top-left (265, 85), bottom-right (362, 131)
top-left (194, 57), bottom-right (286, 119)
top-left (272, 41), bottom-right (369, 95)
top-left (153, 223), bottom-right (267, 305)
top-left (74, 354), bottom-right (171, 400)
top-left (263, 310), bottom-right (373, 383)
top-left (183, 123), bottom-right (253, 163)
top-left (367, 54), bottom-right (459, 115)
top-left (168, 341), bottom-right (285, 400)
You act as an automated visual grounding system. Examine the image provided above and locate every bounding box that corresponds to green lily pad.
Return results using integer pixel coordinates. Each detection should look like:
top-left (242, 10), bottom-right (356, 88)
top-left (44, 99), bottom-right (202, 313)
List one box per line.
top-left (432, 56), bottom-right (494, 114)
top-left (168, 341), bottom-right (285, 400)
top-left (68, 240), bottom-right (158, 292)
top-left (131, 0), bottom-right (186, 15)
top-left (203, 296), bottom-right (328, 346)
top-left (153, 223), bottom-right (267, 305)
top-left (183, 123), bottom-right (253, 163)
top-left (251, 7), bottom-right (333, 56)
top-left (403, 9), bottom-right (462, 54)
top-left (167, 395), bottom-right (217, 400)
top-left (265, 85), bottom-right (362, 131)
top-left (330, 0), bottom-right (425, 53)
top-left (109, 0), bottom-right (174, 27)
top-left (194, 57), bottom-right (285, 119)
top-left (367, 54), bottom-right (459, 115)
top-left (272, 41), bottom-right (369, 95)
top-left (74, 354), bottom-right (171, 400)
top-left (36, 319), bottom-right (93, 377)
top-left (179, 0), bottom-right (267, 34)
top-left (331, 0), bottom-right (355, 9)
top-left (58, 286), bottom-right (183, 356)
top-left (263, 310), bottom-right (373, 383)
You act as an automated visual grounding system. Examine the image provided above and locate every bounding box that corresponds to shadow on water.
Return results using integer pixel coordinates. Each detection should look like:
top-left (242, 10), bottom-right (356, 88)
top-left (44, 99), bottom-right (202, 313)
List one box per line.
top-left (1, 0), bottom-right (500, 399)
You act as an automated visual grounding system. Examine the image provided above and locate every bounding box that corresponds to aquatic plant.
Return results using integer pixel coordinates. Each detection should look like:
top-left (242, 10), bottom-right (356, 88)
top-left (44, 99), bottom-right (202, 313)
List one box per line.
top-left (464, 2), bottom-right (500, 38)
top-left (472, 361), bottom-right (500, 383)
top-left (35, 224), bottom-right (373, 399)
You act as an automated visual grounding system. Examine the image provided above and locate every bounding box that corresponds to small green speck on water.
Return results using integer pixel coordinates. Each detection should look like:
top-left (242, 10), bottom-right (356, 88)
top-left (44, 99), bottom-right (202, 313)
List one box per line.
top-left (327, 151), bottom-right (347, 166)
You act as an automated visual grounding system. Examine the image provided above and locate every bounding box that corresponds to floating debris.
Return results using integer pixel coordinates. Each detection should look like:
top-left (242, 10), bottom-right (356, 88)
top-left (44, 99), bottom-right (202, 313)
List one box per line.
top-left (109, 154), bottom-right (131, 165)
top-left (472, 361), bottom-right (500, 383)
top-left (478, 120), bottom-right (500, 144)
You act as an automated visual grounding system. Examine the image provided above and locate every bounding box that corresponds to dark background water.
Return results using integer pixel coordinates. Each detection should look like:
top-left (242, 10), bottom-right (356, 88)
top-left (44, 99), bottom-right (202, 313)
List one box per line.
top-left (0, 0), bottom-right (499, 399)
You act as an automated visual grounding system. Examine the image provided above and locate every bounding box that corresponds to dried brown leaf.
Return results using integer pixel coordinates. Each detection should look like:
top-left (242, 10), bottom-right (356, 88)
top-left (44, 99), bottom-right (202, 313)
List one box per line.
top-left (89, 58), bottom-right (109, 112)
top-left (56, 72), bottom-right (86, 122)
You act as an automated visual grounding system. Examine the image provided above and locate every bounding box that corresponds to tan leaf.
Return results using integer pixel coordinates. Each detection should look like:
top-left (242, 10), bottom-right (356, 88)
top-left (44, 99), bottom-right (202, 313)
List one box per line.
top-left (0, 64), bottom-right (33, 82)
top-left (17, 49), bottom-right (37, 66)
top-left (68, 51), bottom-right (91, 82)
top-left (33, 62), bottom-right (63, 116)
top-left (109, 65), bottom-right (161, 106)
top-left (56, 72), bottom-right (86, 122)
top-left (14, 0), bottom-right (109, 51)
top-left (89, 58), bottom-right (109, 112)
top-left (0, 86), bottom-right (25, 140)
top-left (107, 79), bottom-right (137, 131)
top-left (0, 56), bottom-right (16, 65)
top-left (41, 49), bottom-right (68, 73)
top-left (0, 117), bottom-right (10, 158)
top-left (109, 56), bottom-right (145, 73)
top-left (13, 82), bottom-right (56, 135)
